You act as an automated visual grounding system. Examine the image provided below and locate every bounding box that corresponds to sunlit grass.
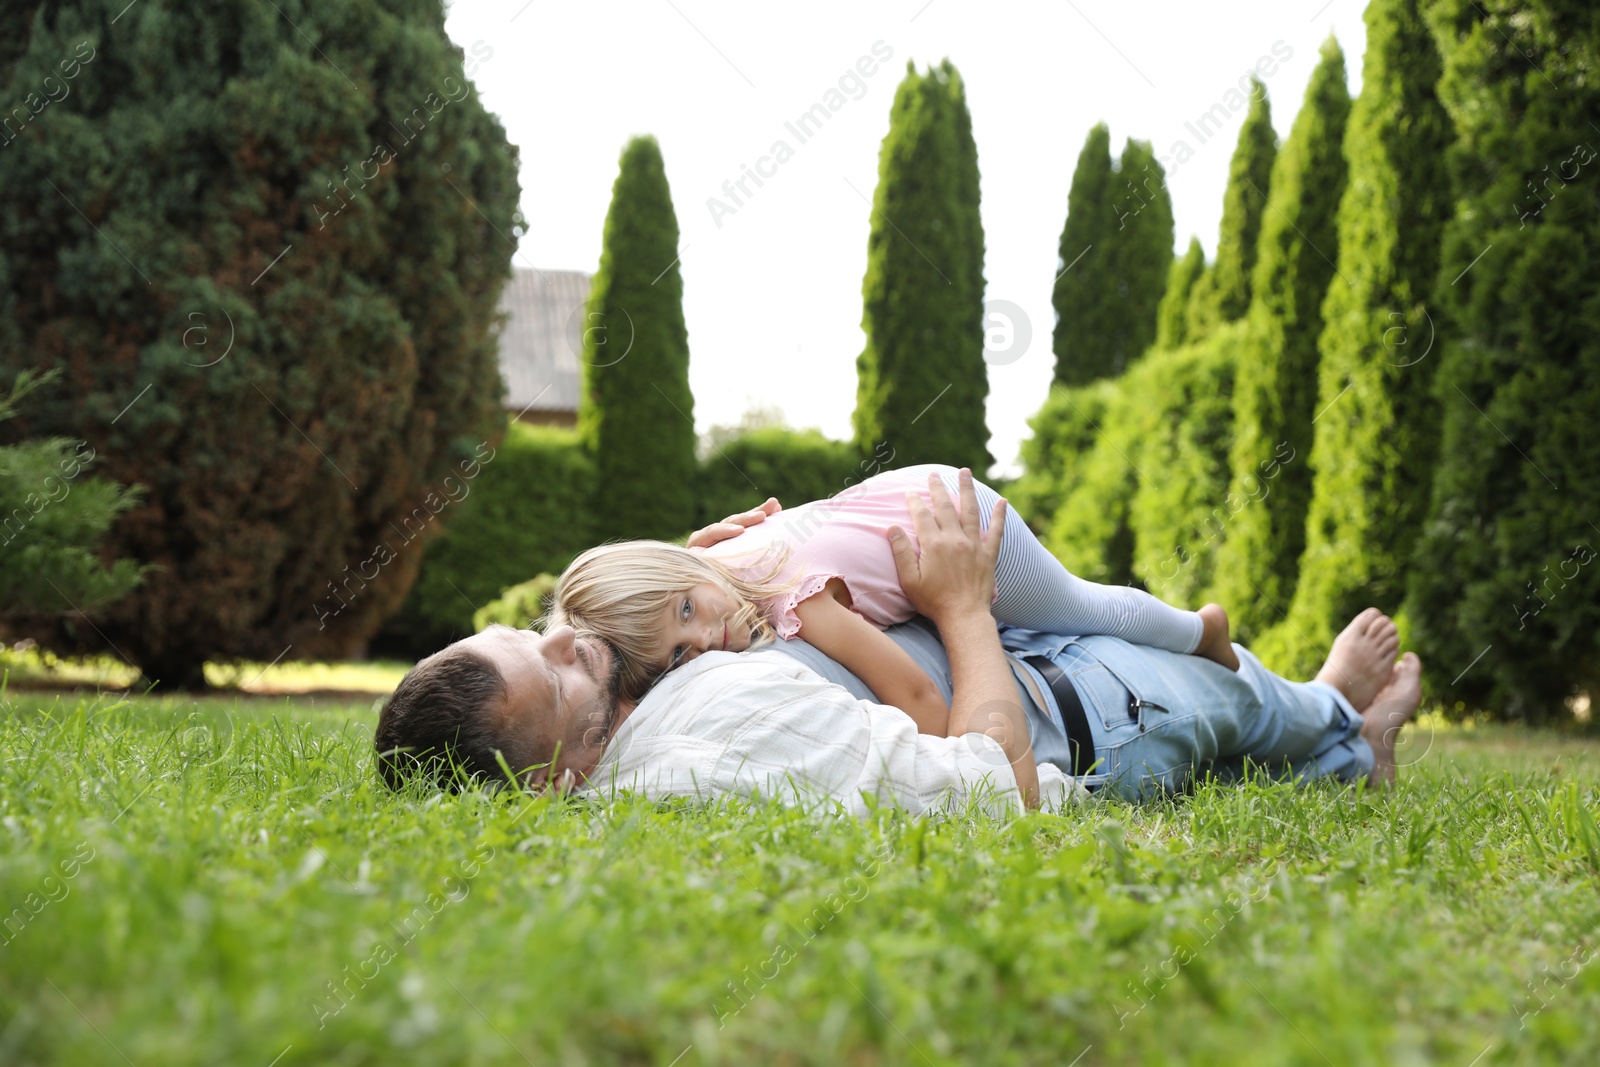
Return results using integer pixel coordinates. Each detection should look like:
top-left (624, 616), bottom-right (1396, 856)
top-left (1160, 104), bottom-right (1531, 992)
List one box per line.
top-left (0, 646), bottom-right (406, 694)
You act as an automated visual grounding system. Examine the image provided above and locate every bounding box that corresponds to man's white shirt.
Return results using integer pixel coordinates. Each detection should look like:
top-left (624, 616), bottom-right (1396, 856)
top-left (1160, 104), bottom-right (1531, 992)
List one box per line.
top-left (580, 649), bottom-right (1082, 816)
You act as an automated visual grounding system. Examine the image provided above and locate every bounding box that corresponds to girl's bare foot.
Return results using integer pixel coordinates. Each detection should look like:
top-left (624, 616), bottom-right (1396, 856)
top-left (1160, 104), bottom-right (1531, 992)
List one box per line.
top-left (1361, 652), bottom-right (1423, 786)
top-left (1195, 604), bottom-right (1240, 671)
top-left (1314, 607), bottom-right (1400, 711)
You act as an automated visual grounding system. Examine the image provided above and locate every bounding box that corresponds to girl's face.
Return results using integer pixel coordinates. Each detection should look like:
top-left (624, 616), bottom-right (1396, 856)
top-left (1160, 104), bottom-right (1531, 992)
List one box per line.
top-left (652, 583), bottom-right (752, 672)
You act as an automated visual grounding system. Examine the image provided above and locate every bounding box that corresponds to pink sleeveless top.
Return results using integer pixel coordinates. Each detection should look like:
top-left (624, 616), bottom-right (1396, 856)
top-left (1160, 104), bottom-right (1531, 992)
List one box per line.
top-left (699, 464), bottom-right (959, 640)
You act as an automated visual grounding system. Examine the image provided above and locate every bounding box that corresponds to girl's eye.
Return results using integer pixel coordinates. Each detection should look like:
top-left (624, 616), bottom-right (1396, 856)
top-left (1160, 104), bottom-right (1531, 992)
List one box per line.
top-left (680, 598), bottom-right (692, 621)
top-left (669, 645), bottom-right (685, 666)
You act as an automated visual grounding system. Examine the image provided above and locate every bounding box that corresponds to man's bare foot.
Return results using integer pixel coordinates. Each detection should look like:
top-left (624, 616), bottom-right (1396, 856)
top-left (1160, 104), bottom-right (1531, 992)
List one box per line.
top-left (1315, 607), bottom-right (1400, 712)
top-left (1195, 604), bottom-right (1240, 671)
top-left (1361, 652), bottom-right (1422, 786)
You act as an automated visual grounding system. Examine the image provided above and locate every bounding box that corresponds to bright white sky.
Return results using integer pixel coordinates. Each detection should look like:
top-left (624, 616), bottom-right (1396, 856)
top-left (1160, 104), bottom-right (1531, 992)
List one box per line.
top-left (443, 0), bottom-right (1367, 475)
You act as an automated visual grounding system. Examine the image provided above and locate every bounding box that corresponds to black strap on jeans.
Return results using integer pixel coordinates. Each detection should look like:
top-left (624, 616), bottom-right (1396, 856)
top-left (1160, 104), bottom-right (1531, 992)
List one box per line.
top-left (1023, 655), bottom-right (1097, 777)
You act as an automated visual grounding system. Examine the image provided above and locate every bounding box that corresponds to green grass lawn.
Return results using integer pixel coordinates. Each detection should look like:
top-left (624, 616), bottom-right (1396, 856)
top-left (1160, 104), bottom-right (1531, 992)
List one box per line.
top-left (4, 686), bottom-right (1600, 1066)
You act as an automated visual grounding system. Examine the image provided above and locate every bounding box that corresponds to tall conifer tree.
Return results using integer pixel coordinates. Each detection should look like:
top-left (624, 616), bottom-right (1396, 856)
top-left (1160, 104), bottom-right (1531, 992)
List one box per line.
top-left (1051, 124), bottom-right (1114, 386)
top-left (853, 60), bottom-right (990, 472)
top-left (1186, 84), bottom-right (1277, 338)
top-left (1110, 139), bottom-right (1175, 372)
top-left (1405, 0), bottom-right (1600, 720)
top-left (579, 136), bottom-right (698, 541)
top-left (1211, 38), bottom-right (1352, 642)
top-left (1264, 0), bottom-right (1454, 675)
top-left (1051, 130), bottom-right (1173, 384)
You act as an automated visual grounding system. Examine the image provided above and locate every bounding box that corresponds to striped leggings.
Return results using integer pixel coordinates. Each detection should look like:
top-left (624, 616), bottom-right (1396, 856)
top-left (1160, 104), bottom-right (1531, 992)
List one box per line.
top-left (928, 465), bottom-right (1203, 654)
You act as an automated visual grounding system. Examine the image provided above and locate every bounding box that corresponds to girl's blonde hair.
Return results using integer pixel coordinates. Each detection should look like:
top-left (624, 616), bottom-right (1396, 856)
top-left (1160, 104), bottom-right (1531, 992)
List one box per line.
top-left (547, 540), bottom-right (791, 701)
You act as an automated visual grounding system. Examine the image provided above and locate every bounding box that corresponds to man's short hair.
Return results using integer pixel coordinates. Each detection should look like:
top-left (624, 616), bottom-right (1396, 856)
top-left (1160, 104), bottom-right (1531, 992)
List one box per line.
top-left (374, 645), bottom-right (515, 791)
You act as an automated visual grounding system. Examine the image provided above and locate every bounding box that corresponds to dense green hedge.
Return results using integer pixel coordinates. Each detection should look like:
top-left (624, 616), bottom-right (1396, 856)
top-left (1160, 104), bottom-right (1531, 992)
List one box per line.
top-left (697, 427), bottom-right (864, 527)
top-left (377, 422), bottom-right (594, 656)
top-left (1125, 329), bottom-right (1241, 610)
top-left (380, 422), bottom-right (868, 657)
top-left (1012, 380), bottom-right (1114, 537)
top-left (1020, 379), bottom-right (1135, 586)
top-left (1018, 328), bottom-right (1242, 604)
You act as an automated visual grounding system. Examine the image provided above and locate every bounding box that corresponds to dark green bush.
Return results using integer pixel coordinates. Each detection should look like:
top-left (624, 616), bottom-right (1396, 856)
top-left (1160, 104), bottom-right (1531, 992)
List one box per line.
top-left (378, 422), bottom-right (593, 657)
top-left (384, 423), bottom-right (870, 657)
top-left (0, 0), bottom-right (518, 687)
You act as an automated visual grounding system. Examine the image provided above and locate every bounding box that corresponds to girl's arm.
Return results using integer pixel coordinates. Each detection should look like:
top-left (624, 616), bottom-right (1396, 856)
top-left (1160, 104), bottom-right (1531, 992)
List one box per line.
top-left (791, 579), bottom-right (950, 735)
top-left (685, 497), bottom-right (781, 550)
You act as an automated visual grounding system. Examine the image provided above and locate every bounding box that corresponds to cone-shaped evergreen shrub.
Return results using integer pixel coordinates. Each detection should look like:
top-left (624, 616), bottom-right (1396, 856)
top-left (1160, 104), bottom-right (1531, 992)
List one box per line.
top-left (1051, 129), bottom-right (1174, 385)
top-left (1211, 38), bottom-right (1352, 643)
top-left (1112, 138), bottom-right (1175, 369)
top-left (1404, 0), bottom-right (1600, 721)
top-left (1261, 0), bottom-right (1454, 677)
top-left (578, 136), bottom-right (698, 542)
top-left (1063, 96), bottom-right (1276, 609)
top-left (1155, 237), bottom-right (1206, 351)
top-left (1051, 124), bottom-right (1114, 387)
top-left (1186, 85), bottom-right (1277, 339)
top-left (0, 1), bottom-right (519, 686)
top-left (853, 60), bottom-right (990, 472)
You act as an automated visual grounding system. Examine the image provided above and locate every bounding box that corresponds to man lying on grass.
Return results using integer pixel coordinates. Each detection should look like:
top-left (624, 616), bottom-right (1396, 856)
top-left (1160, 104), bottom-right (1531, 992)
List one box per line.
top-left (376, 471), bottom-right (1421, 813)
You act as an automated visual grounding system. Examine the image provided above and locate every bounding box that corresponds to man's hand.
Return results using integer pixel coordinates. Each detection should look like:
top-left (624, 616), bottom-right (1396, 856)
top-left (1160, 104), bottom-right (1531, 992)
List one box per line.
top-left (887, 468), bottom-right (1007, 627)
top-left (685, 497), bottom-right (781, 550)
top-left (887, 468), bottom-right (1038, 808)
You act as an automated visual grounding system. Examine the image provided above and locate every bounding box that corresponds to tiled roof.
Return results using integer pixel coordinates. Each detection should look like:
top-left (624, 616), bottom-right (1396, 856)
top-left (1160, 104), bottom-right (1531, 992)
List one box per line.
top-left (496, 268), bottom-right (589, 414)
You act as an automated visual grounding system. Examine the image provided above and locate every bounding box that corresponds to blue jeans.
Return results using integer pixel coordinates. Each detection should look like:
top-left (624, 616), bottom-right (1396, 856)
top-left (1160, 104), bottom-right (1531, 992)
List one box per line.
top-left (1002, 630), bottom-right (1373, 802)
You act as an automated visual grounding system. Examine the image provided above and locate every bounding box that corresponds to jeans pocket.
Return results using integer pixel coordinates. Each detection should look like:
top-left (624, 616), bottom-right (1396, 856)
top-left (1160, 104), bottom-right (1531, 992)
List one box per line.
top-left (1068, 662), bottom-right (1136, 732)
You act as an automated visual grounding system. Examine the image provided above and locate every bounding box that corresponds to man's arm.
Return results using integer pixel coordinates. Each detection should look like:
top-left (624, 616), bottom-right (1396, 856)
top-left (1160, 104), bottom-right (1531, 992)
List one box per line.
top-left (888, 469), bottom-right (1041, 808)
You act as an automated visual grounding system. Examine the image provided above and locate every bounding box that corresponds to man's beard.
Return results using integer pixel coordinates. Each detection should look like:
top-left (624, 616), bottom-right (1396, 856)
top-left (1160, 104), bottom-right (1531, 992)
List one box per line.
top-left (576, 631), bottom-right (626, 742)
